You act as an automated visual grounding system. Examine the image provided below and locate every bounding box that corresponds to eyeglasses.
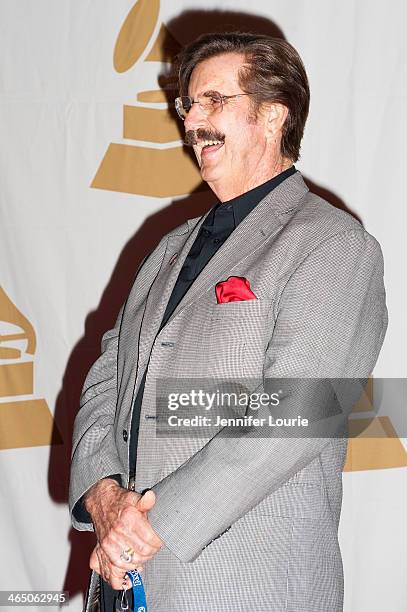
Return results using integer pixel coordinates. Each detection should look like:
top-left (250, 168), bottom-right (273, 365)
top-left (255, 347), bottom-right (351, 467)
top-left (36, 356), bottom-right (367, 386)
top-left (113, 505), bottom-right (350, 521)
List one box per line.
top-left (174, 91), bottom-right (260, 120)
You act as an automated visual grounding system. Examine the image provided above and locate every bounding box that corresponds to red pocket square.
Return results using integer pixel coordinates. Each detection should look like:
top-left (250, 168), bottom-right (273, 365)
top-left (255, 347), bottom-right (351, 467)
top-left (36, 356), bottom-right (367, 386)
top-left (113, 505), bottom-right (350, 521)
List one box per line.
top-left (215, 276), bottom-right (257, 304)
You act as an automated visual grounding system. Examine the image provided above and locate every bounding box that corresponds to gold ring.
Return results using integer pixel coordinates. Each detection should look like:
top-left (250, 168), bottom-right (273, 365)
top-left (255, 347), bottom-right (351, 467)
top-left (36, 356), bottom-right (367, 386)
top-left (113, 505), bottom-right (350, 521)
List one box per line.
top-left (120, 547), bottom-right (134, 563)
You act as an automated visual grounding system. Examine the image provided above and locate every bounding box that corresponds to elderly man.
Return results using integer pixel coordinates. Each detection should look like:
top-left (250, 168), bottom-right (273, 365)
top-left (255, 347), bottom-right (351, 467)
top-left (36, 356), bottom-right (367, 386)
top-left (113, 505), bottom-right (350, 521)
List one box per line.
top-left (69, 32), bottom-right (388, 611)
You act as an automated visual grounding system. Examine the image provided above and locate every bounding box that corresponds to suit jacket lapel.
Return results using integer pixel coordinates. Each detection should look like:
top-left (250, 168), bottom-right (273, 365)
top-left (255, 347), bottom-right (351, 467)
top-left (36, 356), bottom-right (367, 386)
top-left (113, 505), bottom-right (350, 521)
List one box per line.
top-left (137, 211), bottom-right (211, 364)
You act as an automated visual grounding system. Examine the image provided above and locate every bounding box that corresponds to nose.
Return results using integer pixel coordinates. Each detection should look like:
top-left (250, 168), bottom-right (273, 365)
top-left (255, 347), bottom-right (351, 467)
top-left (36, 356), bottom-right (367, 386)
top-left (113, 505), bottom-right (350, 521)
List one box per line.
top-left (184, 102), bottom-right (207, 132)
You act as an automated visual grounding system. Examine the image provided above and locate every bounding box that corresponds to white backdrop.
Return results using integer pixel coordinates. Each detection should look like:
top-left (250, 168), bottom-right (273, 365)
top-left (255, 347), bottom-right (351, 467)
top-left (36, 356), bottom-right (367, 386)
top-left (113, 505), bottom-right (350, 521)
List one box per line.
top-left (0, 1), bottom-right (406, 610)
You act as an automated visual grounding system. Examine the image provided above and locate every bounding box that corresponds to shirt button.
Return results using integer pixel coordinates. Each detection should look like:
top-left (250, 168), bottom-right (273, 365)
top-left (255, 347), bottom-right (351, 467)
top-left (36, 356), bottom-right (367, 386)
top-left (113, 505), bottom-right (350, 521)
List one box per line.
top-left (122, 429), bottom-right (128, 442)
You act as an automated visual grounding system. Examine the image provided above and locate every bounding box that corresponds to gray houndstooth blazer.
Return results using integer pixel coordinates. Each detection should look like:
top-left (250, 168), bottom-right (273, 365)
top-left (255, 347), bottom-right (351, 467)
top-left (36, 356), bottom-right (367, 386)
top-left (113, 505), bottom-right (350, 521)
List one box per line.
top-left (69, 171), bottom-right (388, 611)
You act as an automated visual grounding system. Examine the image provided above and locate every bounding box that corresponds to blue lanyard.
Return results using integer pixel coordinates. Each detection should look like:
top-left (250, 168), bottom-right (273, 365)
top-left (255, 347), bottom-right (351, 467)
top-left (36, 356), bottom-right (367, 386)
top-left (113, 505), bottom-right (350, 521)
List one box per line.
top-left (127, 569), bottom-right (148, 612)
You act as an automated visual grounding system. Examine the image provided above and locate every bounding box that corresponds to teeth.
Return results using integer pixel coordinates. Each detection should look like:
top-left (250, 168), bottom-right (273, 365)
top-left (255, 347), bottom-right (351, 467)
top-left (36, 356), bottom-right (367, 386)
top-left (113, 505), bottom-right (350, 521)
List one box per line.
top-left (200, 140), bottom-right (223, 147)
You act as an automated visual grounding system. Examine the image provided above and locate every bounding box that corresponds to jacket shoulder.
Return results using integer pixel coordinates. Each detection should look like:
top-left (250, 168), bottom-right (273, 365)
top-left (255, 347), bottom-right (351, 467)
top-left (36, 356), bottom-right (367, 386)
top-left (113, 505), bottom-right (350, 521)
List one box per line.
top-left (303, 190), bottom-right (363, 231)
top-left (274, 188), bottom-right (384, 273)
top-left (291, 189), bottom-right (382, 249)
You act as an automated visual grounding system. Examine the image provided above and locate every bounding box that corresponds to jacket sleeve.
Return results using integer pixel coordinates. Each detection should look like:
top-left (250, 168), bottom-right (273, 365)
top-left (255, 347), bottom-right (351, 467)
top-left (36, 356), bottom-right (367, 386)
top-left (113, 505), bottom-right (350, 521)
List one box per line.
top-left (68, 243), bottom-right (163, 531)
top-left (69, 305), bottom-right (127, 532)
top-left (147, 229), bottom-right (388, 561)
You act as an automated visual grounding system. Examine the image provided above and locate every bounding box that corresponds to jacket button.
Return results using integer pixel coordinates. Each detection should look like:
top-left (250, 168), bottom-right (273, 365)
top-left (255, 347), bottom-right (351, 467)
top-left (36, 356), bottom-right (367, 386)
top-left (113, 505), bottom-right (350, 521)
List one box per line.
top-left (122, 429), bottom-right (128, 442)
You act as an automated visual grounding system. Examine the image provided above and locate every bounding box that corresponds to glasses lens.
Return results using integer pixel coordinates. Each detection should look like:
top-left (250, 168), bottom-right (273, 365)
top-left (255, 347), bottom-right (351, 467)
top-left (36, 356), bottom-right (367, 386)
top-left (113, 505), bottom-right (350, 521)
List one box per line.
top-left (174, 94), bottom-right (223, 119)
top-left (175, 96), bottom-right (192, 119)
top-left (200, 94), bottom-right (222, 115)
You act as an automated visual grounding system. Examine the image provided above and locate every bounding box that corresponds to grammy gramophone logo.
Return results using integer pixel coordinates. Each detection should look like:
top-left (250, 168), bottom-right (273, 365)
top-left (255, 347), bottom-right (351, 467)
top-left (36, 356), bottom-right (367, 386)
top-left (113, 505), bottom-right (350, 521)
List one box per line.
top-left (0, 287), bottom-right (61, 450)
top-left (344, 379), bottom-right (407, 472)
top-left (91, 0), bottom-right (202, 197)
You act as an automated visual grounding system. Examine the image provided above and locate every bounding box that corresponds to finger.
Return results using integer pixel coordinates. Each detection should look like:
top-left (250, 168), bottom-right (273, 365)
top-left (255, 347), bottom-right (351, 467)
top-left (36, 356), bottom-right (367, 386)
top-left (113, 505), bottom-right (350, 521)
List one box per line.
top-left (108, 575), bottom-right (125, 590)
top-left (131, 521), bottom-right (163, 550)
top-left (136, 490), bottom-right (156, 513)
top-left (118, 567), bottom-right (143, 589)
top-left (90, 545), bottom-right (103, 574)
top-left (116, 509), bottom-right (163, 550)
top-left (99, 548), bottom-right (146, 590)
top-left (98, 540), bottom-right (152, 581)
top-left (100, 536), bottom-right (155, 569)
top-left (97, 548), bottom-right (110, 583)
top-left (108, 565), bottom-right (134, 590)
top-left (89, 547), bottom-right (100, 572)
top-left (118, 527), bottom-right (161, 558)
top-left (109, 520), bottom-right (161, 559)
top-left (121, 574), bottom-right (133, 590)
top-left (98, 546), bottom-right (118, 584)
top-left (110, 564), bottom-right (144, 591)
top-left (99, 554), bottom-right (117, 586)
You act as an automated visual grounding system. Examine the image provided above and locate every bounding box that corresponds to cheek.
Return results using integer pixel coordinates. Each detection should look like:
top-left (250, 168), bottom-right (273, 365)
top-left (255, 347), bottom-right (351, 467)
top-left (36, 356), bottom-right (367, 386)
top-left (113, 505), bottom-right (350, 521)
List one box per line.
top-left (236, 123), bottom-right (265, 161)
top-left (227, 127), bottom-right (254, 162)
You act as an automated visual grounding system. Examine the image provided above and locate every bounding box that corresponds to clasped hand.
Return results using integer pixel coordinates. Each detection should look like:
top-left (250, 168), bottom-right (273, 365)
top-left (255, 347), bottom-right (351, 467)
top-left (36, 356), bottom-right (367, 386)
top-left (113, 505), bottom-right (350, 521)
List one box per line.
top-left (85, 480), bottom-right (163, 590)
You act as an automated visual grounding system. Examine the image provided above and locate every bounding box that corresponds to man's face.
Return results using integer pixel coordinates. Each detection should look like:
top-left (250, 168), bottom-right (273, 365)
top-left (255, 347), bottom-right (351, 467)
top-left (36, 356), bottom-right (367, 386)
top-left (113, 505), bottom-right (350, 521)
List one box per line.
top-left (184, 53), bottom-right (270, 197)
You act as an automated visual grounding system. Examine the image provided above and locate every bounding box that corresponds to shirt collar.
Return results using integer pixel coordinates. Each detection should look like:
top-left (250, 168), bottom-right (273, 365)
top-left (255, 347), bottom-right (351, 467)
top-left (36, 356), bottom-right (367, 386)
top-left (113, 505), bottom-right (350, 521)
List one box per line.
top-left (217, 165), bottom-right (296, 227)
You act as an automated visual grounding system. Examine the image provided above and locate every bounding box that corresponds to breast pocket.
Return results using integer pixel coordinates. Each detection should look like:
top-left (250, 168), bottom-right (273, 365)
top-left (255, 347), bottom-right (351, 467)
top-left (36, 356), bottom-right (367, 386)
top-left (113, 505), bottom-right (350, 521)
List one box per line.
top-left (206, 299), bottom-right (273, 378)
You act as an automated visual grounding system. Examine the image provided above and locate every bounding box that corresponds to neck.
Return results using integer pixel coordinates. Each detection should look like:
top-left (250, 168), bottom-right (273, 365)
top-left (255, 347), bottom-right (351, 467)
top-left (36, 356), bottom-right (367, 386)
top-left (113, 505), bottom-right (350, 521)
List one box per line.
top-left (209, 156), bottom-right (293, 202)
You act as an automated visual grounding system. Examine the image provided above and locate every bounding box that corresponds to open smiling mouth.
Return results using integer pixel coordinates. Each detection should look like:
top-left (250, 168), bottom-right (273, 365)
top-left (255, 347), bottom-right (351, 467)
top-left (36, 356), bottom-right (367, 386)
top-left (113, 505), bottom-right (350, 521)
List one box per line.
top-left (184, 129), bottom-right (225, 157)
top-left (199, 140), bottom-right (225, 156)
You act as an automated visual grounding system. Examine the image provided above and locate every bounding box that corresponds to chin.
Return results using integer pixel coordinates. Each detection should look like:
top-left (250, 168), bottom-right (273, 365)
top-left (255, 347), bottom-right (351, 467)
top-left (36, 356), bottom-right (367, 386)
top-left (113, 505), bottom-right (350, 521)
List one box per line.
top-left (201, 169), bottom-right (221, 184)
top-left (200, 163), bottom-right (223, 182)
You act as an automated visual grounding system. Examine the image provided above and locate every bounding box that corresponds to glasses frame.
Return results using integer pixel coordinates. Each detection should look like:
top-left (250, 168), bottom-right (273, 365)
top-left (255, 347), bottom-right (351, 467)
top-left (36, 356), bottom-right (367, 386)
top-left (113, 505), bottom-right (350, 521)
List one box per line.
top-left (174, 91), bottom-right (261, 120)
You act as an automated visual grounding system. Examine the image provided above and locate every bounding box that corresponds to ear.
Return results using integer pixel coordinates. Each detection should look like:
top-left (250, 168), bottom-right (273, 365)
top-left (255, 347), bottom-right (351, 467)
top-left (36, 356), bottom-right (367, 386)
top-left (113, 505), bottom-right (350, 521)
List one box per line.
top-left (264, 103), bottom-right (289, 139)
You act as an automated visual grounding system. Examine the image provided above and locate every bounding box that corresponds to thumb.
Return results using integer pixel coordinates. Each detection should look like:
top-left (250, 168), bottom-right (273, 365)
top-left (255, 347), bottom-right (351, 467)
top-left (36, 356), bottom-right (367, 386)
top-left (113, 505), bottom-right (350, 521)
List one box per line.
top-left (136, 489), bottom-right (156, 513)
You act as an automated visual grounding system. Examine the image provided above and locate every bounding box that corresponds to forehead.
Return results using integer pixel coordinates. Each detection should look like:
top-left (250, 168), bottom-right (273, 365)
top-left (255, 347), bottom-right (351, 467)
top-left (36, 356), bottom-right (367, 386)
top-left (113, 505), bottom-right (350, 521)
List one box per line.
top-left (188, 53), bottom-right (246, 96)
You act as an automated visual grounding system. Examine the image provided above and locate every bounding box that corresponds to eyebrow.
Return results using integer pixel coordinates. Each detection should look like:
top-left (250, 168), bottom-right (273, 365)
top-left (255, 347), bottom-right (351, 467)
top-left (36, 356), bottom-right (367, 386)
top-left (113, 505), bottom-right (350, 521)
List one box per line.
top-left (198, 89), bottom-right (222, 98)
